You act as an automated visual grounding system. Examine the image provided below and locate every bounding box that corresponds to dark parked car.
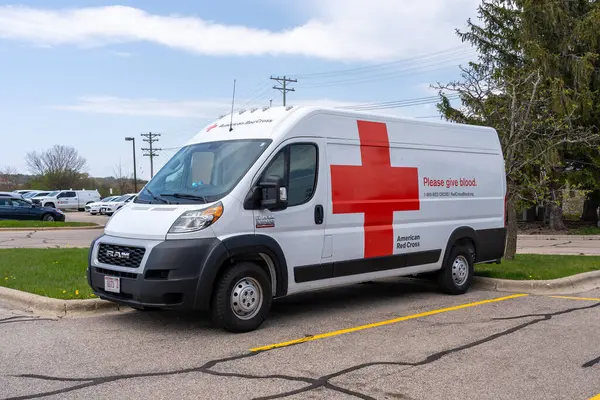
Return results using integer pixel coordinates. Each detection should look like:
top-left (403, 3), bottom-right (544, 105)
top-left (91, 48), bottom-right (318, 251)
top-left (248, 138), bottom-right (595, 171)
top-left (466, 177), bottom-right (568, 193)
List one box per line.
top-left (0, 197), bottom-right (66, 222)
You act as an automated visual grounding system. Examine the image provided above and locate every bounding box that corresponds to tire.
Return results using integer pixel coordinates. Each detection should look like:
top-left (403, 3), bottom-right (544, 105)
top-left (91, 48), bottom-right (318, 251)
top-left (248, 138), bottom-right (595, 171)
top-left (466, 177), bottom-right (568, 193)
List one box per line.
top-left (44, 203), bottom-right (55, 208)
top-left (42, 214), bottom-right (55, 222)
top-left (437, 244), bottom-right (474, 295)
top-left (211, 261), bottom-right (272, 333)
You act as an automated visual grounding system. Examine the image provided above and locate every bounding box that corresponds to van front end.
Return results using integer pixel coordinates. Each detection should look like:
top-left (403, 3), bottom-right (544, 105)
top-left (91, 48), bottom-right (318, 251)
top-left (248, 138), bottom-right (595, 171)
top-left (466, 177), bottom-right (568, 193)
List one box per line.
top-left (87, 233), bottom-right (229, 311)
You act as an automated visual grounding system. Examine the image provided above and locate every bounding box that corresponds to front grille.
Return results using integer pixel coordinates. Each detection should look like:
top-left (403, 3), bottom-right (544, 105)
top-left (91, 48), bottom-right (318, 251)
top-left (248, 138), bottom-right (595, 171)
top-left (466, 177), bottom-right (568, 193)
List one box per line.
top-left (97, 243), bottom-right (145, 268)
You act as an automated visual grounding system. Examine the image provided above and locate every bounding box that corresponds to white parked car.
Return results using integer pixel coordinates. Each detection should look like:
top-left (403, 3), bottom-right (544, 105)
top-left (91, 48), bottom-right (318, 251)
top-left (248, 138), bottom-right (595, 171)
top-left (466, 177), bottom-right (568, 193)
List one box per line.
top-left (86, 196), bottom-right (119, 215)
top-left (33, 189), bottom-right (101, 210)
top-left (100, 193), bottom-right (137, 216)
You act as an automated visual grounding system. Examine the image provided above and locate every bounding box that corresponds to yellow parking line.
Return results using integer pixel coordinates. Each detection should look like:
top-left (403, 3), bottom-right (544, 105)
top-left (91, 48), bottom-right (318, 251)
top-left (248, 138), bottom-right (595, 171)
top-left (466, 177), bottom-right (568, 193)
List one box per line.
top-left (550, 296), bottom-right (600, 302)
top-left (250, 293), bottom-right (528, 352)
top-left (588, 393), bottom-right (600, 400)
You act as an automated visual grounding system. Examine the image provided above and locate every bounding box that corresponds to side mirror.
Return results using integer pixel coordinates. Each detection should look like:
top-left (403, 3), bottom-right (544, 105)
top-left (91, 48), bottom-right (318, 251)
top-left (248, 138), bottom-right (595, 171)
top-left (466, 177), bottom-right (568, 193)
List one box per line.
top-left (258, 175), bottom-right (288, 211)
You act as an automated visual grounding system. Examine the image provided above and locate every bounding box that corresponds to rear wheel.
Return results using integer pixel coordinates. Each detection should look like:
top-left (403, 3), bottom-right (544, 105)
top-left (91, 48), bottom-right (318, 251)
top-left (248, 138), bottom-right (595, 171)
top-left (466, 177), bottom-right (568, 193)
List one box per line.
top-left (211, 261), bottom-right (272, 333)
top-left (437, 244), bottom-right (474, 295)
top-left (42, 214), bottom-right (55, 222)
top-left (44, 203), bottom-right (55, 208)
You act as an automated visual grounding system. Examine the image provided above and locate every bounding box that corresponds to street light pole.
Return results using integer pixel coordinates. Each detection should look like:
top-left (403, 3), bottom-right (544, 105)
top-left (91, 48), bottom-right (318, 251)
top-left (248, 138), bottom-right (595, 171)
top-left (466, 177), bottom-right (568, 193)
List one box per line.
top-left (125, 137), bottom-right (137, 192)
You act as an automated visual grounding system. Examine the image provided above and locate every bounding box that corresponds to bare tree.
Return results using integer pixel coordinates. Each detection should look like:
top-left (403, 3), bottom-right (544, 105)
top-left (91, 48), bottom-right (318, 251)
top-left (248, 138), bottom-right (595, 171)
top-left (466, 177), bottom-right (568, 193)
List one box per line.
top-left (434, 66), bottom-right (598, 258)
top-left (112, 161), bottom-right (133, 194)
top-left (0, 165), bottom-right (18, 191)
top-left (25, 145), bottom-right (87, 189)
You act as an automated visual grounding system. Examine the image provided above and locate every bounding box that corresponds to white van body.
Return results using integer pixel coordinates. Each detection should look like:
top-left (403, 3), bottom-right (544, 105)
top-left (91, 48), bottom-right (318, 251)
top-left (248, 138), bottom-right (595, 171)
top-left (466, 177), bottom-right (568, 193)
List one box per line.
top-left (35, 189), bottom-right (101, 210)
top-left (88, 106), bottom-right (506, 332)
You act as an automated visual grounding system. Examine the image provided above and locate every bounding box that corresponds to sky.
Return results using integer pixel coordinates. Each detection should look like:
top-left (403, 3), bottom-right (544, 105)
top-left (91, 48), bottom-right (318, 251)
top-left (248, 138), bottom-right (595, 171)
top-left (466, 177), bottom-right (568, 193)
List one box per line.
top-left (0, 0), bottom-right (481, 181)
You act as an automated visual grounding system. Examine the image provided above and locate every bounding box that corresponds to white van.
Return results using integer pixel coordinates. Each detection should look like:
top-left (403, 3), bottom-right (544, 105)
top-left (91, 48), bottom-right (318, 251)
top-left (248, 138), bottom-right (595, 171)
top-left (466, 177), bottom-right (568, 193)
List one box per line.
top-left (87, 106), bottom-right (506, 332)
top-left (35, 189), bottom-right (101, 210)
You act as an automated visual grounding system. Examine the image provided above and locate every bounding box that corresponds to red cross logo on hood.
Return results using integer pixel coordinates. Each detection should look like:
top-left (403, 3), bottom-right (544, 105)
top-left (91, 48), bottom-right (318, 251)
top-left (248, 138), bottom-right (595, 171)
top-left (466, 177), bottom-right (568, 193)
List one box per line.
top-left (330, 120), bottom-right (420, 258)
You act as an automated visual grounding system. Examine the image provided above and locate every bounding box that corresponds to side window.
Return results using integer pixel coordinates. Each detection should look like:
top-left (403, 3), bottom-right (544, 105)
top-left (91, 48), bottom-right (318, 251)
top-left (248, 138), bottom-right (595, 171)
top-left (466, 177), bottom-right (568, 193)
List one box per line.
top-left (288, 144), bottom-right (317, 206)
top-left (258, 143), bottom-right (318, 208)
top-left (261, 150), bottom-right (286, 181)
top-left (57, 192), bottom-right (66, 198)
top-left (67, 191), bottom-right (76, 198)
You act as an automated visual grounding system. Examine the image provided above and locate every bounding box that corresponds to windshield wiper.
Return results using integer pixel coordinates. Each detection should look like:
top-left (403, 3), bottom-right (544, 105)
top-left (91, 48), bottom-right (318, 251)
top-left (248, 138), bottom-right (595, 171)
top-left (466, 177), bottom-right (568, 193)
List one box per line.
top-left (160, 192), bottom-right (208, 203)
top-left (144, 187), bottom-right (170, 204)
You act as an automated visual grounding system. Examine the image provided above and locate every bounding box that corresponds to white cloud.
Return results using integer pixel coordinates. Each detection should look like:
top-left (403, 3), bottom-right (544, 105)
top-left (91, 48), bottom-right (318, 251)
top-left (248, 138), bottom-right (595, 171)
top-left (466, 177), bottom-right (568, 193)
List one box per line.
top-left (0, 2), bottom-right (478, 61)
top-left (112, 51), bottom-right (132, 57)
top-left (49, 96), bottom-right (362, 118)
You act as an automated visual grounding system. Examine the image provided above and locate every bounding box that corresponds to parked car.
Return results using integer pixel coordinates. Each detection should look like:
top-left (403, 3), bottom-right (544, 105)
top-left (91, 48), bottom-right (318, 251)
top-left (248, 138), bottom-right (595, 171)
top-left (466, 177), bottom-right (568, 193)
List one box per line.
top-left (101, 193), bottom-right (137, 216)
top-left (86, 196), bottom-right (118, 215)
top-left (33, 189), bottom-right (101, 211)
top-left (0, 191), bottom-right (26, 201)
top-left (22, 191), bottom-right (50, 200)
top-left (0, 196), bottom-right (65, 221)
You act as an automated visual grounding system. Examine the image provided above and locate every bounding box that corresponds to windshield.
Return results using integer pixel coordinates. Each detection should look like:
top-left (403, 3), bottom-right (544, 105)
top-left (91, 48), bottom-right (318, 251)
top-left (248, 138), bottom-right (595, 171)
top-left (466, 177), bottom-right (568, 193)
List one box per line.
top-left (33, 192), bottom-right (49, 198)
top-left (136, 139), bottom-right (271, 204)
top-left (47, 191), bottom-right (59, 197)
top-left (110, 195), bottom-right (127, 202)
top-left (22, 192), bottom-right (37, 198)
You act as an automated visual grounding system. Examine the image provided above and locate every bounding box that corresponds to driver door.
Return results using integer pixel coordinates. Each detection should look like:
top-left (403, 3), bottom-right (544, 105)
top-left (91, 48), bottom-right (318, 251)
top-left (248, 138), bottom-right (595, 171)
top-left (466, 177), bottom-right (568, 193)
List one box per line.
top-left (252, 138), bottom-right (328, 293)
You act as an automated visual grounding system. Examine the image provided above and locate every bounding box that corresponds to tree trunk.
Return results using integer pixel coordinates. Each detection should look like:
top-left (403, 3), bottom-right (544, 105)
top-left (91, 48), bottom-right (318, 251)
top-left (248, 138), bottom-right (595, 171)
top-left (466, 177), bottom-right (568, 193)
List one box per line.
top-left (505, 197), bottom-right (518, 260)
top-left (581, 200), bottom-right (599, 223)
top-left (547, 185), bottom-right (566, 231)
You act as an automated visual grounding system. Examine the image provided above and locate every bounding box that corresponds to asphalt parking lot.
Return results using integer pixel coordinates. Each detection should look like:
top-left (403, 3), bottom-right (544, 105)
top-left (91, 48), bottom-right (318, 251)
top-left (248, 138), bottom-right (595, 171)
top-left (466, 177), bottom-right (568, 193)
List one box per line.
top-left (1, 279), bottom-right (599, 400)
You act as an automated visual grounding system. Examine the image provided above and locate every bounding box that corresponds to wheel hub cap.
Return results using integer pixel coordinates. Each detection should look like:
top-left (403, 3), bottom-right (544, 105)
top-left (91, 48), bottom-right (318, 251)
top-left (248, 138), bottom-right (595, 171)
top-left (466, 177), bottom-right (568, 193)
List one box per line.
top-left (452, 255), bottom-right (469, 286)
top-left (230, 277), bottom-right (263, 320)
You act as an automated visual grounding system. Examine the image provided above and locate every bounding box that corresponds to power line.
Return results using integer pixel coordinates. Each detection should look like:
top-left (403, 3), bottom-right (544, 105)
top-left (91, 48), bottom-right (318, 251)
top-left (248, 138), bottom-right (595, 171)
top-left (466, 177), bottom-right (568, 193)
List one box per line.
top-left (289, 46), bottom-right (473, 79)
top-left (270, 75), bottom-right (297, 106)
top-left (141, 132), bottom-right (162, 178)
top-left (337, 94), bottom-right (461, 111)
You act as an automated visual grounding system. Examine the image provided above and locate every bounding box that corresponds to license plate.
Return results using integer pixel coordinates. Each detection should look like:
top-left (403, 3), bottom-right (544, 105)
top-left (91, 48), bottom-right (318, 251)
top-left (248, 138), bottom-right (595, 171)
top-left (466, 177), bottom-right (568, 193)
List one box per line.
top-left (104, 276), bottom-right (120, 293)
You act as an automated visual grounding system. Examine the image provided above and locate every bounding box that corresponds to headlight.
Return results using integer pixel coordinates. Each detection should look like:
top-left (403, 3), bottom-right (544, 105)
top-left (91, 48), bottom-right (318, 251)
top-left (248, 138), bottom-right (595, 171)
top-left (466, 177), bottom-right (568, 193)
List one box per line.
top-left (168, 202), bottom-right (223, 234)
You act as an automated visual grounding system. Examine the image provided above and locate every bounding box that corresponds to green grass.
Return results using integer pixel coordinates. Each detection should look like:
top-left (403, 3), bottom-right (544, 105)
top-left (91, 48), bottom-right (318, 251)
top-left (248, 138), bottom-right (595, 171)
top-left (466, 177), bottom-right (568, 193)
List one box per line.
top-left (475, 254), bottom-right (600, 280)
top-left (1, 250), bottom-right (600, 300)
top-left (572, 226), bottom-right (600, 235)
top-left (0, 248), bottom-right (93, 300)
top-left (0, 220), bottom-right (96, 228)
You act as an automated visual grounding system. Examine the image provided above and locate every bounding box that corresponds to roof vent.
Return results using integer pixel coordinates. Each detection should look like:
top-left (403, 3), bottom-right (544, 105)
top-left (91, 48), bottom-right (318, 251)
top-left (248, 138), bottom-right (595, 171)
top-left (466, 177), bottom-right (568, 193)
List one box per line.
top-left (238, 109), bottom-right (246, 115)
top-left (285, 105), bottom-right (294, 111)
top-left (250, 108), bottom-right (258, 113)
top-left (262, 106), bottom-right (270, 111)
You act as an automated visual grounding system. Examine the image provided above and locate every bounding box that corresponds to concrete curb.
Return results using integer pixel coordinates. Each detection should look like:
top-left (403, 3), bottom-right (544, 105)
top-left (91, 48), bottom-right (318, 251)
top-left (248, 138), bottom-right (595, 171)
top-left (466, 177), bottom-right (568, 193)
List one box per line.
top-left (517, 234), bottom-right (600, 240)
top-left (0, 286), bottom-right (127, 316)
top-left (0, 225), bottom-right (103, 232)
top-left (473, 270), bottom-right (600, 295)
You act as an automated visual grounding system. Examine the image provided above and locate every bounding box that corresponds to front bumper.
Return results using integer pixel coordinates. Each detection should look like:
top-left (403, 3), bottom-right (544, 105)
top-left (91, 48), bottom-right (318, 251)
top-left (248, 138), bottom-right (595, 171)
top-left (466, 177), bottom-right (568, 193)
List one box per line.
top-left (87, 235), bottom-right (227, 310)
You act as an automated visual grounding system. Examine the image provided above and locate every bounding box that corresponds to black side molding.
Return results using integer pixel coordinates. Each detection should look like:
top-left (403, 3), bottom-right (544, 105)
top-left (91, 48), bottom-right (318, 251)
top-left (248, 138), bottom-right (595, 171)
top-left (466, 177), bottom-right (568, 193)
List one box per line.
top-left (294, 249), bottom-right (441, 283)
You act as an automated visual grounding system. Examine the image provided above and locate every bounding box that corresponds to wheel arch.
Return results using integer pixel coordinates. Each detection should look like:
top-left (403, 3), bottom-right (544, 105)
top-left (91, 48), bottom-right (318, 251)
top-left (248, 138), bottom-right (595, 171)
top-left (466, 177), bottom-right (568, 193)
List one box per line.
top-left (442, 227), bottom-right (479, 267)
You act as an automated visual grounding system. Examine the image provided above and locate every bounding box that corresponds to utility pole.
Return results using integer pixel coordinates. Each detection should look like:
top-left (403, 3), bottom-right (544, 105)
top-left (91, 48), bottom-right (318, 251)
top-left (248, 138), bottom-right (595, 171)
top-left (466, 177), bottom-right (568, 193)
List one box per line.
top-left (125, 136), bottom-right (137, 192)
top-left (141, 132), bottom-right (162, 178)
top-left (270, 76), bottom-right (297, 106)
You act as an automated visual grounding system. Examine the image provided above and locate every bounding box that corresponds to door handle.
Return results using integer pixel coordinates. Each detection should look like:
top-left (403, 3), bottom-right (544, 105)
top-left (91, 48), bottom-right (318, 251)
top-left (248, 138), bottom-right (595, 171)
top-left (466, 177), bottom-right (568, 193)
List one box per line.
top-left (314, 204), bottom-right (324, 225)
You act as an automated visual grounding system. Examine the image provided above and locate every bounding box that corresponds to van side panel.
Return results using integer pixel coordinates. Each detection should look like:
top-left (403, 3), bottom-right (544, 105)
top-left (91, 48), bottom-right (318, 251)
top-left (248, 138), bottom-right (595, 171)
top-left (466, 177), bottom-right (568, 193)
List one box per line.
top-left (290, 113), bottom-right (505, 289)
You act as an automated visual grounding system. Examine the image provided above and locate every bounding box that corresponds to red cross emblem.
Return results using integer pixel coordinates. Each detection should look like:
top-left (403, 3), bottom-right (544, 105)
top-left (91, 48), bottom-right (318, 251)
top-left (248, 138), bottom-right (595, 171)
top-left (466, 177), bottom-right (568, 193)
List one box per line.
top-left (330, 120), bottom-right (420, 258)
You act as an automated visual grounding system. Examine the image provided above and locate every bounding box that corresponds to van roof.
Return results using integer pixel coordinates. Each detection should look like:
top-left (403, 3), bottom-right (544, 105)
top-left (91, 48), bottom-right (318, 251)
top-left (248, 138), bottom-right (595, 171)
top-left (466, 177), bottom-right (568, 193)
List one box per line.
top-left (186, 105), bottom-right (497, 147)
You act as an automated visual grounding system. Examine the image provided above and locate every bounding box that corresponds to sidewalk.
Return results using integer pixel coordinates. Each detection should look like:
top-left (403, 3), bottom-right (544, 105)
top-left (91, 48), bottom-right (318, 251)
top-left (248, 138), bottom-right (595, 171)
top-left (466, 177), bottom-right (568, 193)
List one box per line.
top-left (517, 234), bottom-right (600, 256)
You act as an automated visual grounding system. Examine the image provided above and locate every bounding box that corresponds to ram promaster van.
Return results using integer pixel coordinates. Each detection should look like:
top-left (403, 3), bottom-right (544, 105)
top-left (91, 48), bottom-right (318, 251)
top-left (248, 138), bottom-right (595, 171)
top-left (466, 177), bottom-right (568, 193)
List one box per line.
top-left (87, 106), bottom-right (506, 332)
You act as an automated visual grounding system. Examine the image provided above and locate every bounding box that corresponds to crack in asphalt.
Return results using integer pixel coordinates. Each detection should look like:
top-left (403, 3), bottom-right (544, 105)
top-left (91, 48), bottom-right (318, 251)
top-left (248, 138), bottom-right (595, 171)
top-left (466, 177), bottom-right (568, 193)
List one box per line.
top-left (0, 316), bottom-right (56, 325)
top-left (5, 302), bottom-right (600, 400)
top-left (583, 355), bottom-right (600, 368)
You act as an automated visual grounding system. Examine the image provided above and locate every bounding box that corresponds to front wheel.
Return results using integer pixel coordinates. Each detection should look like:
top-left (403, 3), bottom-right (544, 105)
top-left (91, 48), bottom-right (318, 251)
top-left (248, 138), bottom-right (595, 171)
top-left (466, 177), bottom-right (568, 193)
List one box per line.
top-left (211, 262), bottom-right (272, 333)
top-left (42, 214), bottom-right (55, 222)
top-left (437, 244), bottom-right (474, 295)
